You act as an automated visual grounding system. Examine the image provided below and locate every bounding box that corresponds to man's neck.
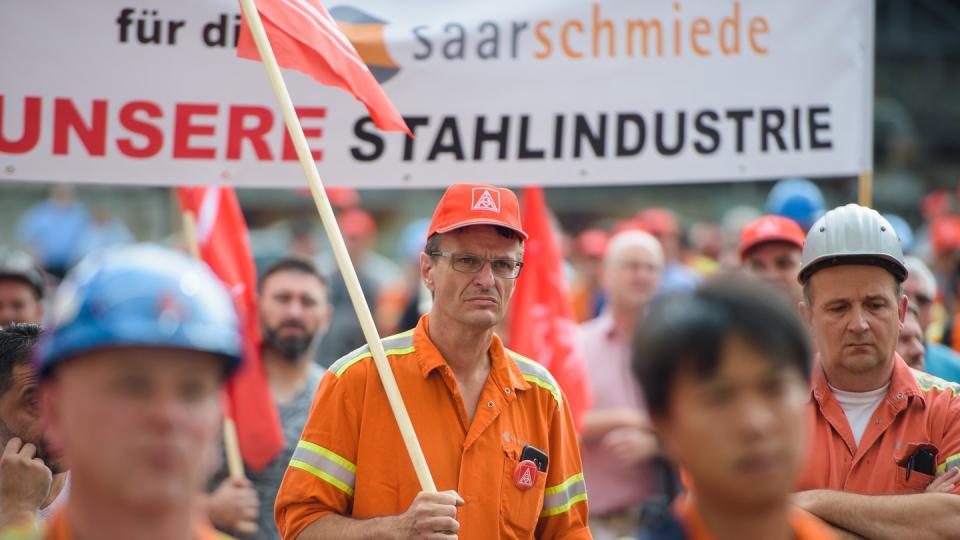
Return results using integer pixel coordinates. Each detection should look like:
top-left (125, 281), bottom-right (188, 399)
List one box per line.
top-left (264, 349), bottom-right (313, 406)
top-left (41, 472), bottom-right (68, 509)
top-left (427, 318), bottom-right (494, 378)
top-left (427, 316), bottom-right (493, 425)
top-left (694, 496), bottom-right (793, 540)
top-left (66, 489), bottom-right (198, 540)
top-left (610, 302), bottom-right (643, 342)
top-left (822, 355), bottom-right (896, 393)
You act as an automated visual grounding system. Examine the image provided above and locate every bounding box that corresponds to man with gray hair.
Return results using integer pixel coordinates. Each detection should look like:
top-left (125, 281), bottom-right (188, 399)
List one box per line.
top-left (904, 256), bottom-right (960, 382)
top-left (793, 204), bottom-right (960, 539)
top-left (575, 230), bottom-right (663, 540)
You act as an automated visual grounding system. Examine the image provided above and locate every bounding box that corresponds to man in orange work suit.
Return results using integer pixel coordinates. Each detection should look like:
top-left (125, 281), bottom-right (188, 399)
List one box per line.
top-left (275, 184), bottom-right (590, 539)
top-left (793, 204), bottom-right (960, 539)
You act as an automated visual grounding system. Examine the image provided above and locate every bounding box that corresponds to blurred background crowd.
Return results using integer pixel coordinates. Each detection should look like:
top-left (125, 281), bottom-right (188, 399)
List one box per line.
top-left (3, 176), bottom-right (959, 360)
top-left (1, 2), bottom-right (959, 537)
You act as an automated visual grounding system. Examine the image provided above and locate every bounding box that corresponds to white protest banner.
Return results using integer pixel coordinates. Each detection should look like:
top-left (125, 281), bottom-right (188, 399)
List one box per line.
top-left (0, 0), bottom-right (872, 187)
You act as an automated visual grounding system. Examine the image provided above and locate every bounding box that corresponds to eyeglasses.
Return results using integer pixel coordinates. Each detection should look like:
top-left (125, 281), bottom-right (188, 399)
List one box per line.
top-left (429, 251), bottom-right (524, 279)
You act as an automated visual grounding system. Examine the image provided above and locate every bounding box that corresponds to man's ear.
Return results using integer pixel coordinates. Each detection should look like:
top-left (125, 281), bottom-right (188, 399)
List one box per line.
top-left (898, 293), bottom-right (908, 330)
top-left (799, 300), bottom-right (812, 327)
top-left (420, 252), bottom-right (435, 293)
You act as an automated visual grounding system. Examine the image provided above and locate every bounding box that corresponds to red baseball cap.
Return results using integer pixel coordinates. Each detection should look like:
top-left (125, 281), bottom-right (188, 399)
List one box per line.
top-left (739, 215), bottom-right (806, 260)
top-left (426, 184), bottom-right (527, 240)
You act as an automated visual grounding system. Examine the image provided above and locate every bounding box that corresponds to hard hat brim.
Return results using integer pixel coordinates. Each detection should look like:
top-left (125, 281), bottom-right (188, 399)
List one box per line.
top-left (798, 254), bottom-right (908, 284)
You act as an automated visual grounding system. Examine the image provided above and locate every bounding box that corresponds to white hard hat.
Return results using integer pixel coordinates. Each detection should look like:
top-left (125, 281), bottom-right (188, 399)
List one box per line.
top-left (798, 204), bottom-right (906, 284)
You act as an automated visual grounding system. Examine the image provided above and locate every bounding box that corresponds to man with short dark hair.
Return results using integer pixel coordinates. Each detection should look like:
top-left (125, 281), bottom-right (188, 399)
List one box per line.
top-left (0, 323), bottom-right (68, 527)
top-left (0, 249), bottom-right (45, 328)
top-left (209, 257), bottom-right (331, 539)
top-left (794, 204), bottom-right (960, 539)
top-left (275, 184), bottom-right (589, 539)
top-left (631, 278), bottom-right (834, 539)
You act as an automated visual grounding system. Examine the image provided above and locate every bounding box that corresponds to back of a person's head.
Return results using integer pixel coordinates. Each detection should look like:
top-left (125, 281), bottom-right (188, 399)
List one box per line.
top-left (632, 277), bottom-right (811, 418)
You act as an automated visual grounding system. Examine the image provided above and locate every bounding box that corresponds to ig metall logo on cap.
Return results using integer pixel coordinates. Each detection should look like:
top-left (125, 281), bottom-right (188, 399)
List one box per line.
top-left (471, 188), bottom-right (500, 213)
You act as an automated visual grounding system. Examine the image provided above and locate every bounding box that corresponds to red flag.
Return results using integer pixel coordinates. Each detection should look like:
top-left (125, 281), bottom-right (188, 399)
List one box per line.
top-left (177, 186), bottom-right (283, 472)
top-left (509, 187), bottom-right (592, 431)
top-left (237, 0), bottom-right (411, 135)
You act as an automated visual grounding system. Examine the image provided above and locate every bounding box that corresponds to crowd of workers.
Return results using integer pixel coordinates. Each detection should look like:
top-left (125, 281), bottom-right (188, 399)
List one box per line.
top-left (0, 178), bottom-right (960, 539)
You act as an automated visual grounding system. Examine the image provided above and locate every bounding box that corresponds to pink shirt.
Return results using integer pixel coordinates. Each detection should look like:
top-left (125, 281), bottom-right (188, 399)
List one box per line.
top-left (575, 312), bottom-right (651, 514)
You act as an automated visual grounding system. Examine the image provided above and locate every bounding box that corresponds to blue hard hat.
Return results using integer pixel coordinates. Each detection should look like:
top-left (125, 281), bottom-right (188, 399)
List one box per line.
top-left (36, 244), bottom-right (242, 377)
top-left (764, 178), bottom-right (826, 232)
top-left (882, 213), bottom-right (914, 254)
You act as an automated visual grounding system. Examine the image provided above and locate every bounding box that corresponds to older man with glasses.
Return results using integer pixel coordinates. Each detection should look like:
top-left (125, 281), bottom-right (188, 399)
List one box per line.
top-left (904, 256), bottom-right (960, 382)
top-left (275, 184), bottom-right (590, 540)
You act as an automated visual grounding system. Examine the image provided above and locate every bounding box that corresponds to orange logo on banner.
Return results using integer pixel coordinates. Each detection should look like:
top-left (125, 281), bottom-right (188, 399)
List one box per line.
top-left (329, 6), bottom-right (401, 84)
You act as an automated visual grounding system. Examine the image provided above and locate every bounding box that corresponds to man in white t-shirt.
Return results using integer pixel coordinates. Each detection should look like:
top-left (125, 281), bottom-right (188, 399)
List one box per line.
top-left (794, 204), bottom-right (960, 539)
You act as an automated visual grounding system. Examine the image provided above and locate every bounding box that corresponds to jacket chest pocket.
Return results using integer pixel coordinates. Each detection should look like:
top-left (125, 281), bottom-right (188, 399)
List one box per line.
top-left (894, 468), bottom-right (934, 493)
top-left (893, 442), bottom-right (939, 493)
top-left (499, 440), bottom-right (547, 539)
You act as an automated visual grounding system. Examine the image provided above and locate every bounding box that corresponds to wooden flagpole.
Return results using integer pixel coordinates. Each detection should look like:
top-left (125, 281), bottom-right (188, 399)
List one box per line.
top-left (237, 0), bottom-right (436, 493)
top-left (858, 172), bottom-right (873, 208)
top-left (182, 209), bottom-right (246, 482)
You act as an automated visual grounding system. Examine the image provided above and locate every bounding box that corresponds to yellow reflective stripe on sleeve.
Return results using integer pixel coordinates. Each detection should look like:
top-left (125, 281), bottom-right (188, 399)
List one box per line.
top-left (331, 330), bottom-right (415, 378)
top-left (913, 371), bottom-right (960, 397)
top-left (289, 460), bottom-right (354, 496)
top-left (509, 350), bottom-right (563, 407)
top-left (540, 472), bottom-right (587, 517)
top-left (289, 440), bottom-right (357, 496)
top-left (297, 440), bottom-right (357, 472)
top-left (523, 375), bottom-right (562, 407)
top-left (937, 452), bottom-right (960, 474)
